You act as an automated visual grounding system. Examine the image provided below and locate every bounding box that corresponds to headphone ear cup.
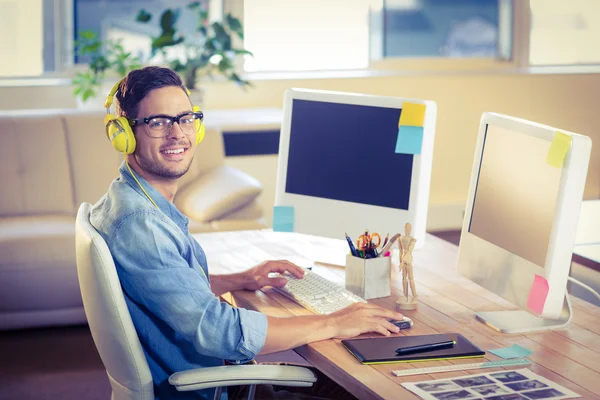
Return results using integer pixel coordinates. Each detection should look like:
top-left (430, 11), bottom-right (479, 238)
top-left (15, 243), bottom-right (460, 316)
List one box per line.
top-left (105, 114), bottom-right (136, 154)
top-left (196, 123), bottom-right (205, 145)
top-left (192, 105), bottom-right (205, 145)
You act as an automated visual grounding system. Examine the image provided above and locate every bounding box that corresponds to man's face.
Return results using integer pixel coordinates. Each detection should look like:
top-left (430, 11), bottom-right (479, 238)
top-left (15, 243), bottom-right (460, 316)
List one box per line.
top-left (132, 86), bottom-right (196, 180)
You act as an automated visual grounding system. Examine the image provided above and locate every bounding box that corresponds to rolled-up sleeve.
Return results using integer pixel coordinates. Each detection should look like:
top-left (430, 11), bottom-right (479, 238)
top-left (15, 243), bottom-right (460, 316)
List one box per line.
top-left (108, 209), bottom-right (267, 362)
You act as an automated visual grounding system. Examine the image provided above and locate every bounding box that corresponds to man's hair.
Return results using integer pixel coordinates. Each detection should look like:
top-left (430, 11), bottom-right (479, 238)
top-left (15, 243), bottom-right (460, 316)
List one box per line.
top-left (115, 66), bottom-right (187, 119)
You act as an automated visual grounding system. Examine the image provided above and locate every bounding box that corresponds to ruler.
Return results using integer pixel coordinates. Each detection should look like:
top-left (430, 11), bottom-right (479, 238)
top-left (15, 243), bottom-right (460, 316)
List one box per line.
top-left (392, 358), bottom-right (531, 377)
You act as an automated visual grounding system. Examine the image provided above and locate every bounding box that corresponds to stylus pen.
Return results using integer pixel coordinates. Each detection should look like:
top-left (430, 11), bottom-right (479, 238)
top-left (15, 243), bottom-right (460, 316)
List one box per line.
top-left (395, 340), bottom-right (456, 355)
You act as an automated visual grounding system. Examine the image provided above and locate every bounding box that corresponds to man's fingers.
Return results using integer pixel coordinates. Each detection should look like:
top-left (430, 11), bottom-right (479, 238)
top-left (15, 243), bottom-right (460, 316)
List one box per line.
top-left (263, 277), bottom-right (287, 288)
top-left (382, 319), bottom-right (401, 334)
top-left (266, 260), bottom-right (305, 278)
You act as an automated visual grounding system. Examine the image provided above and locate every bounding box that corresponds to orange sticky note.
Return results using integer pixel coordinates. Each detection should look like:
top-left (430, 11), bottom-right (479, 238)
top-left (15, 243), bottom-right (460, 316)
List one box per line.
top-left (398, 102), bottom-right (426, 127)
top-left (546, 131), bottom-right (571, 168)
top-left (527, 274), bottom-right (549, 314)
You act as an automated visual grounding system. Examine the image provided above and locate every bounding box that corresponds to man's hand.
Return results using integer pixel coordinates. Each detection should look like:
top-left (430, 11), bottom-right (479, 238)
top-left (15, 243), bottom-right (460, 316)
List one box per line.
top-left (328, 303), bottom-right (404, 338)
top-left (241, 260), bottom-right (305, 291)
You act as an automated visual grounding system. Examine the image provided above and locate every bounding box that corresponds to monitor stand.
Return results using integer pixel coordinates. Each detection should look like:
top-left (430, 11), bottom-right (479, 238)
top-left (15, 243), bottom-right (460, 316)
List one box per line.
top-left (475, 294), bottom-right (572, 334)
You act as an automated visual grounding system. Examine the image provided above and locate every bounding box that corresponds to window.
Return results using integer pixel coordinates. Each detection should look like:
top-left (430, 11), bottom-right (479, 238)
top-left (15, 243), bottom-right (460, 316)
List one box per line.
top-left (243, 0), bottom-right (370, 72)
top-left (73, 0), bottom-right (193, 64)
top-left (380, 0), bottom-right (509, 58)
top-left (0, 0), bottom-right (44, 77)
top-left (529, 0), bottom-right (600, 65)
top-left (241, 0), bottom-right (512, 73)
top-left (4, 1), bottom-right (600, 80)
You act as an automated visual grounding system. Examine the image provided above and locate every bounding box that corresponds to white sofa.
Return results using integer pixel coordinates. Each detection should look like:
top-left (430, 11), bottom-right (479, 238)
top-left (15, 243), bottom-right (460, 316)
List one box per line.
top-left (0, 109), bottom-right (268, 330)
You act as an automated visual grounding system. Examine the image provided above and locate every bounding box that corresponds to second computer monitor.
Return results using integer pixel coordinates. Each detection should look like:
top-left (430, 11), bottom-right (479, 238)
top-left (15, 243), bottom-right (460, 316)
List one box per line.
top-left (458, 112), bottom-right (591, 333)
top-left (275, 88), bottom-right (437, 246)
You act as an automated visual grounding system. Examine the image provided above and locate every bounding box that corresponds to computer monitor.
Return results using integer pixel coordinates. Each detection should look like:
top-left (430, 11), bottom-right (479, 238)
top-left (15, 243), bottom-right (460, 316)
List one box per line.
top-left (457, 112), bottom-right (591, 333)
top-left (275, 88), bottom-right (437, 252)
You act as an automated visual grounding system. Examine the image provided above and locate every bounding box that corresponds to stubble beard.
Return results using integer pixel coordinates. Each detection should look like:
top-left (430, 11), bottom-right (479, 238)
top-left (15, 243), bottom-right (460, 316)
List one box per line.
top-left (136, 153), bottom-right (194, 180)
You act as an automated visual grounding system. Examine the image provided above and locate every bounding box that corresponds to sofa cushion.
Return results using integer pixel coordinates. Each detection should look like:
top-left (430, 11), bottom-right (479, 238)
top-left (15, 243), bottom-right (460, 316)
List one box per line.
top-left (0, 216), bottom-right (81, 312)
top-left (175, 165), bottom-right (262, 223)
top-left (0, 115), bottom-right (74, 216)
top-left (63, 112), bottom-right (124, 206)
top-left (177, 129), bottom-right (226, 189)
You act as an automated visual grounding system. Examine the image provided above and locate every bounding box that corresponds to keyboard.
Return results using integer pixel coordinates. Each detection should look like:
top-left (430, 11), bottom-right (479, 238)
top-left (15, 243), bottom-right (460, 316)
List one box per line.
top-left (270, 270), bottom-right (367, 315)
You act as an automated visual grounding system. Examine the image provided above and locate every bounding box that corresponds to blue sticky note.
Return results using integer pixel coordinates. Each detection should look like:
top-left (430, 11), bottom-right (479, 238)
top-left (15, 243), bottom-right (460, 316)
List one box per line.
top-left (488, 344), bottom-right (532, 359)
top-left (395, 125), bottom-right (423, 154)
top-left (273, 206), bottom-right (294, 232)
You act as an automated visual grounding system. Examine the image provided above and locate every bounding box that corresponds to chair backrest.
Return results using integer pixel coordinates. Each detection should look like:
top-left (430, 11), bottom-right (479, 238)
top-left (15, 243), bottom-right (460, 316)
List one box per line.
top-left (75, 202), bottom-right (154, 400)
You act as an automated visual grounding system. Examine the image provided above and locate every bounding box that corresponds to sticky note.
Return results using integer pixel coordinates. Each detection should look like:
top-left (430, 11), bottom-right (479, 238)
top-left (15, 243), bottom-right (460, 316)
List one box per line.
top-left (399, 102), bottom-right (426, 127)
top-left (395, 125), bottom-right (423, 154)
top-left (273, 206), bottom-right (294, 232)
top-left (527, 274), bottom-right (549, 314)
top-left (546, 131), bottom-right (571, 168)
top-left (489, 344), bottom-right (532, 359)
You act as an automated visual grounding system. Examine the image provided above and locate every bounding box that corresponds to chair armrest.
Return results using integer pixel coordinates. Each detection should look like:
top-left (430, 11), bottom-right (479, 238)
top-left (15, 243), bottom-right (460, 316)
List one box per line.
top-left (174, 165), bottom-right (263, 223)
top-left (169, 364), bottom-right (317, 392)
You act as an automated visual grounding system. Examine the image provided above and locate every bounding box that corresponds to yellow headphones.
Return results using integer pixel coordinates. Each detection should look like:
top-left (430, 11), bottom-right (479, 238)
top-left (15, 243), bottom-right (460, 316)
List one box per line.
top-left (103, 79), bottom-right (205, 154)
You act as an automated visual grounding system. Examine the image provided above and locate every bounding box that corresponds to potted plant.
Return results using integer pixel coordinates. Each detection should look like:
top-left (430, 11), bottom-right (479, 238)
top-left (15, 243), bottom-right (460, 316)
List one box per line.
top-left (72, 30), bottom-right (142, 108)
top-left (135, 0), bottom-right (252, 98)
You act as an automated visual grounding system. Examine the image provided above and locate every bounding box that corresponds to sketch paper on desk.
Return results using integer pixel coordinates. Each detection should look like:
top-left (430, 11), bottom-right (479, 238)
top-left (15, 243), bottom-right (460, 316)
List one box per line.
top-left (402, 369), bottom-right (580, 400)
top-left (195, 230), bottom-right (350, 274)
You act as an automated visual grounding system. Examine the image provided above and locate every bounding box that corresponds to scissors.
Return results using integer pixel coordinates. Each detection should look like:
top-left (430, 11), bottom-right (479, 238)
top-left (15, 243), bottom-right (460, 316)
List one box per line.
top-left (357, 232), bottom-right (381, 250)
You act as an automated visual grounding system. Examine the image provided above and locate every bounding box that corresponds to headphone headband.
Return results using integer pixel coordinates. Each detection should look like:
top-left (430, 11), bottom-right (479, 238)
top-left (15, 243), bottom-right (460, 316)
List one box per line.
top-left (104, 79), bottom-right (123, 111)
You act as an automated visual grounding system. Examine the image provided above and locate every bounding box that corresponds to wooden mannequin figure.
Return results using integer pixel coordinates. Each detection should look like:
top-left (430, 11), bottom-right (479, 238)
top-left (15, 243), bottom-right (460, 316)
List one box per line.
top-left (397, 222), bottom-right (418, 310)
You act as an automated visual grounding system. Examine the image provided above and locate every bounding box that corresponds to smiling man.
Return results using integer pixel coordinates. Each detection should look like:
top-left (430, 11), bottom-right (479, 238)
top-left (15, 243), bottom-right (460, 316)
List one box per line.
top-left (91, 66), bottom-right (403, 400)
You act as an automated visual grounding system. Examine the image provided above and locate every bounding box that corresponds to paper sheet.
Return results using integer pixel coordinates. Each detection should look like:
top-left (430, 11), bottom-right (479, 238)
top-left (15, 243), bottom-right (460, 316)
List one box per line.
top-left (395, 125), bottom-right (424, 154)
top-left (489, 344), bottom-right (533, 359)
top-left (527, 274), bottom-right (549, 314)
top-left (402, 368), bottom-right (580, 399)
top-left (546, 131), bottom-right (571, 168)
top-left (273, 206), bottom-right (295, 232)
top-left (194, 230), bottom-right (349, 275)
top-left (399, 102), bottom-right (426, 127)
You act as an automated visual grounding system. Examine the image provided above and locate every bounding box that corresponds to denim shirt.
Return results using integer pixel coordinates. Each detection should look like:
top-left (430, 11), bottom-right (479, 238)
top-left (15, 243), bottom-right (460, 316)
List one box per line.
top-left (90, 162), bottom-right (268, 400)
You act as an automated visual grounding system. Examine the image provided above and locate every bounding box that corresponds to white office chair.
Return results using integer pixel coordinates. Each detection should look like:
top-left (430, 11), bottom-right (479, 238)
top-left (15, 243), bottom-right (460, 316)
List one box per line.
top-left (75, 202), bottom-right (317, 400)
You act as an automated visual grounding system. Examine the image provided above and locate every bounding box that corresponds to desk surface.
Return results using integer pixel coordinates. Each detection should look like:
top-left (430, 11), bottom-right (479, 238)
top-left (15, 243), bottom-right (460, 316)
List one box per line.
top-left (195, 230), bottom-right (600, 400)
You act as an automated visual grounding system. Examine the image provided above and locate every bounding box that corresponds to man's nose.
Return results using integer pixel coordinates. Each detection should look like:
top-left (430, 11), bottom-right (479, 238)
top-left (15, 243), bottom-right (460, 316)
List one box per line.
top-left (166, 122), bottom-right (186, 139)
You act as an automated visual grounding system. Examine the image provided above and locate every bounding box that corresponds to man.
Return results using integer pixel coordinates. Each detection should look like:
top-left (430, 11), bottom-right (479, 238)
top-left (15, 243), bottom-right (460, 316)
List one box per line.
top-left (91, 66), bottom-right (403, 400)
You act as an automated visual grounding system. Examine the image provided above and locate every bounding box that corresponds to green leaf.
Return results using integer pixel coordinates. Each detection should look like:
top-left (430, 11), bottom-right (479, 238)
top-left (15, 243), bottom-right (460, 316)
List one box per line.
top-left (160, 9), bottom-right (180, 34)
top-left (136, 9), bottom-right (152, 23)
top-left (212, 22), bottom-right (227, 38)
top-left (233, 49), bottom-right (253, 57)
top-left (225, 14), bottom-right (243, 33)
top-left (217, 56), bottom-right (233, 72)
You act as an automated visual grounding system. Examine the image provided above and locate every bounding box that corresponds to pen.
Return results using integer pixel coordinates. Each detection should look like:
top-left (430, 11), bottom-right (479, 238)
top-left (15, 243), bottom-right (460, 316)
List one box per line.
top-left (378, 233), bottom-right (400, 257)
top-left (345, 233), bottom-right (359, 257)
top-left (395, 340), bottom-right (456, 355)
top-left (382, 233), bottom-right (389, 248)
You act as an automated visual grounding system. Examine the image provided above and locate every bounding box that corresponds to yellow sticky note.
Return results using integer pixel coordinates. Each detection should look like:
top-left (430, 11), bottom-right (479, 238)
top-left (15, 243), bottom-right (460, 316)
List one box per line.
top-left (546, 131), bottom-right (571, 168)
top-left (398, 102), bottom-right (426, 127)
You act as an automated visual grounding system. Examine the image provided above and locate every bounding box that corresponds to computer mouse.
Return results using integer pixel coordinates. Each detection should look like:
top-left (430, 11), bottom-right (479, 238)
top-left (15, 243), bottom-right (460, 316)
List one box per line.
top-left (388, 316), bottom-right (413, 330)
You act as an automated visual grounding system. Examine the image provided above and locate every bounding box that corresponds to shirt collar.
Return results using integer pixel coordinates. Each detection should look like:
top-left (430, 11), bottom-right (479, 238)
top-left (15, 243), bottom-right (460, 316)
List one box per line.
top-left (118, 161), bottom-right (189, 229)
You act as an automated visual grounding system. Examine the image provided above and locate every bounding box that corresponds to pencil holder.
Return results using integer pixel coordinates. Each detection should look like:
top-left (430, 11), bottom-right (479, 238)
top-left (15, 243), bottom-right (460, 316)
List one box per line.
top-left (345, 254), bottom-right (391, 300)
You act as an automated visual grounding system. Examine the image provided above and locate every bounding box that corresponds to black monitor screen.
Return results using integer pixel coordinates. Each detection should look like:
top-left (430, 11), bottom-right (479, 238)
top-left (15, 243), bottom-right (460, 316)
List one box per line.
top-left (285, 99), bottom-right (413, 210)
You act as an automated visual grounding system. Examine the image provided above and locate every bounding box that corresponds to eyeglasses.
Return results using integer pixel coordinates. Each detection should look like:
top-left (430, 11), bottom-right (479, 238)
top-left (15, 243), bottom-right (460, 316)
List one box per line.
top-left (129, 111), bottom-right (204, 138)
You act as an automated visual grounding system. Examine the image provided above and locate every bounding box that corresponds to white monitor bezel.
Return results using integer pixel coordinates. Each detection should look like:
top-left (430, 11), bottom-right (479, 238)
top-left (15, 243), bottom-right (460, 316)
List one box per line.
top-left (457, 112), bottom-right (591, 320)
top-left (275, 88), bottom-right (437, 248)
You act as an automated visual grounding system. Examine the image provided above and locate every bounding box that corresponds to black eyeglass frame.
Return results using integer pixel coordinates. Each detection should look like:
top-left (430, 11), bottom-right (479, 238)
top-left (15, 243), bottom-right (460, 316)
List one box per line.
top-left (128, 111), bottom-right (204, 134)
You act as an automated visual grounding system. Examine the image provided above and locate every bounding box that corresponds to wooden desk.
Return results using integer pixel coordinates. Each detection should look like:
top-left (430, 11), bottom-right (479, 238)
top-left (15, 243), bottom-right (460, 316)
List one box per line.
top-left (196, 231), bottom-right (600, 399)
